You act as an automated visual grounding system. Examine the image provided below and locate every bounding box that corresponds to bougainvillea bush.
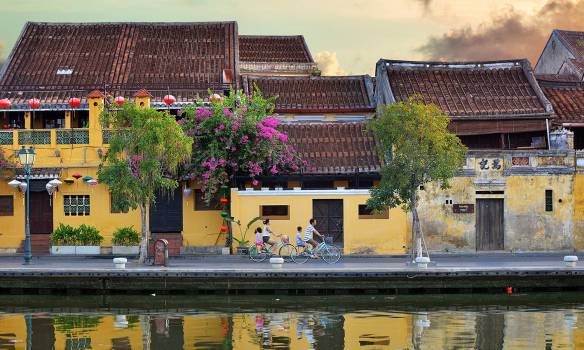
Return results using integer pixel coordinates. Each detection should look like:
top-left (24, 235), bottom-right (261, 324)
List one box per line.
top-left (179, 89), bottom-right (304, 203)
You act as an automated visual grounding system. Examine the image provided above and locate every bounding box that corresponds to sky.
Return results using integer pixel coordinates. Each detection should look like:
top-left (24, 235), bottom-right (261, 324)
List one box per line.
top-left (1, 0), bottom-right (583, 75)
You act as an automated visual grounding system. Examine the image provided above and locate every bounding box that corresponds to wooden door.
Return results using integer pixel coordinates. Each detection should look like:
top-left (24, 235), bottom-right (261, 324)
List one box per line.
top-left (312, 199), bottom-right (344, 244)
top-left (150, 187), bottom-right (183, 233)
top-left (476, 199), bottom-right (504, 250)
top-left (30, 191), bottom-right (52, 234)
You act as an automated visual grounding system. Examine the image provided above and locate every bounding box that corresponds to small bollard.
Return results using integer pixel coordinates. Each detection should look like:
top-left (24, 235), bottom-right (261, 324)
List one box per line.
top-left (415, 256), bottom-right (431, 269)
top-left (270, 257), bottom-right (284, 269)
top-left (113, 257), bottom-right (127, 269)
top-left (564, 255), bottom-right (578, 268)
top-left (154, 239), bottom-right (169, 266)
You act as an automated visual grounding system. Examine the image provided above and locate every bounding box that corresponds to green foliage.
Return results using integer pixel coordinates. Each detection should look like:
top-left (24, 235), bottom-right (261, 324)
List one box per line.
top-left (77, 224), bottom-right (103, 246)
top-left (50, 223), bottom-right (78, 246)
top-left (98, 102), bottom-right (193, 213)
top-left (54, 315), bottom-right (102, 334)
top-left (50, 224), bottom-right (103, 246)
top-left (229, 216), bottom-right (262, 247)
top-left (112, 226), bottom-right (141, 246)
top-left (367, 97), bottom-right (467, 212)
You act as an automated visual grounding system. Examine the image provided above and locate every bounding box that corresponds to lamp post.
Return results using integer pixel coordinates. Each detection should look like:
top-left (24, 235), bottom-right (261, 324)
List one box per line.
top-left (18, 146), bottom-right (35, 265)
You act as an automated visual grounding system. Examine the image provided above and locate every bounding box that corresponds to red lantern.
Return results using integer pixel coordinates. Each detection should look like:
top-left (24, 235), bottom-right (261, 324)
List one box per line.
top-left (163, 95), bottom-right (176, 105)
top-left (220, 197), bottom-right (229, 205)
top-left (0, 98), bottom-right (11, 109)
top-left (114, 96), bottom-right (125, 106)
top-left (71, 173), bottom-right (82, 180)
top-left (28, 98), bottom-right (40, 109)
top-left (220, 224), bottom-right (228, 233)
top-left (68, 97), bottom-right (81, 108)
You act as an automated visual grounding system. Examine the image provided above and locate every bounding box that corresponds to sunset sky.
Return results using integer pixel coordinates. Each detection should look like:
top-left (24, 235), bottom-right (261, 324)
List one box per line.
top-left (1, 0), bottom-right (583, 75)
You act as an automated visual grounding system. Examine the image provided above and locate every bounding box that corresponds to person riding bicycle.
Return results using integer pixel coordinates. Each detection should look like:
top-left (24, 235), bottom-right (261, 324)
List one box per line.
top-left (304, 218), bottom-right (323, 252)
top-left (295, 226), bottom-right (305, 247)
top-left (262, 219), bottom-right (281, 250)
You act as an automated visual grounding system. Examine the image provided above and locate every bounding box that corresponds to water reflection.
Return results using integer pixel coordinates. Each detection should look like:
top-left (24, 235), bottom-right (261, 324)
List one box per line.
top-left (1, 294), bottom-right (584, 349)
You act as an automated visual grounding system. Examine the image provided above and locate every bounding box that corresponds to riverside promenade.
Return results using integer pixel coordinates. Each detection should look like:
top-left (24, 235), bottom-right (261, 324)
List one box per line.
top-left (0, 253), bottom-right (582, 295)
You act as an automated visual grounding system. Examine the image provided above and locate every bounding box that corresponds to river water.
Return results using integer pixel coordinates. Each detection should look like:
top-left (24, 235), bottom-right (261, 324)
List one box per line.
top-left (1, 293), bottom-right (584, 349)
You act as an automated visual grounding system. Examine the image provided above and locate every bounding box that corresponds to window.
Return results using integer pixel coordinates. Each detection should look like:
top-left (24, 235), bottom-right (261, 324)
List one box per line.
top-left (0, 196), bottom-right (13, 216)
top-left (64, 195), bottom-right (90, 216)
top-left (110, 193), bottom-right (128, 213)
top-left (260, 205), bottom-right (290, 220)
top-left (194, 190), bottom-right (219, 211)
top-left (358, 204), bottom-right (388, 219)
top-left (545, 190), bottom-right (553, 212)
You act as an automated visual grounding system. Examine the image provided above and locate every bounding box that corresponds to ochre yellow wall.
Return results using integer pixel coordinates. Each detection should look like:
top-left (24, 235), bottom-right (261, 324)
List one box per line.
top-left (182, 181), bottom-right (224, 247)
top-left (344, 312), bottom-right (412, 349)
top-left (0, 181), bottom-right (25, 251)
top-left (230, 189), bottom-right (409, 255)
top-left (574, 174), bottom-right (584, 250)
top-left (0, 314), bottom-right (26, 347)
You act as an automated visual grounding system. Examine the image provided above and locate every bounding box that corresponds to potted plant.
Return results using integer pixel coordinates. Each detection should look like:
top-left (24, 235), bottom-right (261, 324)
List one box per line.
top-left (50, 223), bottom-right (78, 255)
top-left (76, 224), bottom-right (103, 255)
top-left (230, 216), bottom-right (262, 255)
top-left (111, 226), bottom-right (141, 256)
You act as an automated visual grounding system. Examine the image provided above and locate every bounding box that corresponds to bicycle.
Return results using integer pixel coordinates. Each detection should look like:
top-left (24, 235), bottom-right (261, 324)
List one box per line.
top-left (291, 236), bottom-right (342, 264)
top-left (249, 235), bottom-right (297, 262)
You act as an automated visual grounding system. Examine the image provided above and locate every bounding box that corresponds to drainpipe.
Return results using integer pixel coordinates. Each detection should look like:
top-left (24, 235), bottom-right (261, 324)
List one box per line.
top-left (546, 118), bottom-right (551, 150)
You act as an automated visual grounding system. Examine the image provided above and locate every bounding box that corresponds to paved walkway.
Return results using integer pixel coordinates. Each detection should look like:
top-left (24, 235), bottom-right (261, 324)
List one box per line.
top-left (0, 253), bottom-right (581, 273)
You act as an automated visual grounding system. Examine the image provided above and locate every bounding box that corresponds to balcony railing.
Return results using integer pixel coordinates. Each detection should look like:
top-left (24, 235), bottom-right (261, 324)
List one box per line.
top-left (18, 130), bottom-right (51, 145)
top-left (0, 128), bottom-right (97, 147)
top-left (56, 129), bottom-right (89, 144)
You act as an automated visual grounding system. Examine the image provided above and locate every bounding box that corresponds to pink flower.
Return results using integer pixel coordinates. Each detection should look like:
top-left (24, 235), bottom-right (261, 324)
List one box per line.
top-left (263, 117), bottom-right (279, 128)
top-left (252, 179), bottom-right (259, 186)
top-left (232, 122), bottom-right (240, 131)
top-left (219, 159), bottom-right (226, 165)
top-left (203, 173), bottom-right (211, 179)
top-left (241, 135), bottom-right (249, 144)
top-left (277, 133), bottom-right (288, 142)
top-left (270, 166), bottom-right (278, 174)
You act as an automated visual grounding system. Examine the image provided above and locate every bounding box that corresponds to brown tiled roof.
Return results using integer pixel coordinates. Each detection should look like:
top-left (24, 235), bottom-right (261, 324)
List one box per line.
top-left (133, 89), bottom-right (152, 98)
top-left (243, 75), bottom-right (374, 114)
top-left (381, 59), bottom-right (551, 118)
top-left (87, 90), bottom-right (105, 98)
top-left (555, 30), bottom-right (584, 61)
top-left (535, 74), bottom-right (580, 82)
top-left (239, 35), bottom-right (313, 63)
top-left (0, 22), bottom-right (237, 92)
top-left (281, 122), bottom-right (380, 174)
top-left (538, 78), bottom-right (584, 124)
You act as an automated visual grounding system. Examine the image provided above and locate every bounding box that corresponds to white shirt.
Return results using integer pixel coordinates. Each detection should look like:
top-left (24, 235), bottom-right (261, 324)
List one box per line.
top-left (304, 224), bottom-right (315, 241)
top-left (262, 225), bottom-right (271, 237)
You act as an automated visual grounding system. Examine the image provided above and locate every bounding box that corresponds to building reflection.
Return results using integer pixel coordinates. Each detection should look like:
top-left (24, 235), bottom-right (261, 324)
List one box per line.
top-left (1, 306), bottom-right (584, 349)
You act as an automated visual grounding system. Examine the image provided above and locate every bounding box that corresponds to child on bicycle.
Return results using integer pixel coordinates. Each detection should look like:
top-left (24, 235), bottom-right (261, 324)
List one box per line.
top-left (295, 226), bottom-right (305, 248)
top-left (262, 219), bottom-right (281, 251)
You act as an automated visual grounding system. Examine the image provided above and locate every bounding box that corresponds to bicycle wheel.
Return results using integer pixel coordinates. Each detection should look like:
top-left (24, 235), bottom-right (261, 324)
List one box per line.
top-left (320, 245), bottom-right (342, 264)
top-left (278, 244), bottom-right (297, 260)
top-left (249, 245), bottom-right (268, 262)
top-left (291, 246), bottom-right (310, 264)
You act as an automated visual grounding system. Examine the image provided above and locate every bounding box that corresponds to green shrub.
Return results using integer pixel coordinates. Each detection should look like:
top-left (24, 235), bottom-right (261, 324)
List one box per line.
top-left (77, 224), bottom-right (103, 246)
top-left (111, 226), bottom-right (141, 246)
top-left (50, 224), bottom-right (79, 246)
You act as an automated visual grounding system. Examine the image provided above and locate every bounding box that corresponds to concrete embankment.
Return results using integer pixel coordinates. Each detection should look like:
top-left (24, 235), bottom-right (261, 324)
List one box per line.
top-left (0, 254), bottom-right (583, 294)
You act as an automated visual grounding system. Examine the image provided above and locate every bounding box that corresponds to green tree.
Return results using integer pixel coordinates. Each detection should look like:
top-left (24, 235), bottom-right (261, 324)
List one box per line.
top-left (367, 97), bottom-right (467, 261)
top-left (98, 103), bottom-right (193, 262)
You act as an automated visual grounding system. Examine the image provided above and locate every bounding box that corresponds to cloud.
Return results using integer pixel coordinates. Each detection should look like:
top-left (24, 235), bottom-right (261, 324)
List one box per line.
top-left (418, 0), bottom-right (584, 64)
top-left (314, 51), bottom-right (347, 76)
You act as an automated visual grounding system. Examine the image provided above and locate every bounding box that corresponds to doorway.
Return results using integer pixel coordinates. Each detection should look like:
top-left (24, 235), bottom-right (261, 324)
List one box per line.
top-left (312, 199), bottom-right (344, 244)
top-left (476, 198), bottom-right (504, 250)
top-left (30, 190), bottom-right (52, 234)
top-left (149, 187), bottom-right (183, 233)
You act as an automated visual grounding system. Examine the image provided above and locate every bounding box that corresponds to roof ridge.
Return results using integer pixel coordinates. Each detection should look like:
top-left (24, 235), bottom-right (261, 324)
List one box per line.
top-left (27, 21), bottom-right (237, 26)
top-left (381, 58), bottom-right (527, 68)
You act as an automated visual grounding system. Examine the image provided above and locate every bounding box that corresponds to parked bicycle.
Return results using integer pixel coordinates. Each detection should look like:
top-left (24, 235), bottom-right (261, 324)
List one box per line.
top-left (291, 235), bottom-right (342, 264)
top-left (249, 235), bottom-right (297, 262)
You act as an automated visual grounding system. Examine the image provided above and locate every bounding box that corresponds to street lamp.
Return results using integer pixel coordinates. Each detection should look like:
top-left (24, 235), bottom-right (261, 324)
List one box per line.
top-left (18, 146), bottom-right (35, 265)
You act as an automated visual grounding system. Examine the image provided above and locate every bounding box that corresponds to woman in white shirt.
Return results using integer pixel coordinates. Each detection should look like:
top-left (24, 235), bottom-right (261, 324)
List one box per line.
top-left (262, 219), bottom-right (278, 247)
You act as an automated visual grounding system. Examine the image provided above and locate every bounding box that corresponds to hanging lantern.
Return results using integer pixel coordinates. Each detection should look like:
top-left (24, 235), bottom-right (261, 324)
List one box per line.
top-left (46, 183), bottom-right (55, 195)
top-left (220, 224), bottom-right (228, 233)
top-left (64, 177), bottom-right (75, 184)
top-left (18, 182), bottom-right (27, 192)
top-left (163, 95), bottom-right (176, 105)
top-left (0, 99), bottom-right (11, 109)
top-left (48, 179), bottom-right (62, 187)
top-left (28, 98), bottom-right (40, 109)
top-left (82, 175), bottom-right (93, 182)
top-left (8, 179), bottom-right (21, 189)
top-left (220, 197), bottom-right (229, 205)
top-left (183, 187), bottom-right (192, 197)
top-left (87, 179), bottom-right (98, 185)
top-left (71, 173), bottom-right (82, 180)
top-left (68, 97), bottom-right (81, 108)
top-left (220, 211), bottom-right (229, 218)
top-left (114, 96), bottom-right (125, 106)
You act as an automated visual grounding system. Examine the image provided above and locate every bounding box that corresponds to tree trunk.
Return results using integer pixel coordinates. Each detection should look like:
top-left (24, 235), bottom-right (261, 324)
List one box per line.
top-left (411, 193), bottom-right (422, 260)
top-left (139, 202), bottom-right (150, 263)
